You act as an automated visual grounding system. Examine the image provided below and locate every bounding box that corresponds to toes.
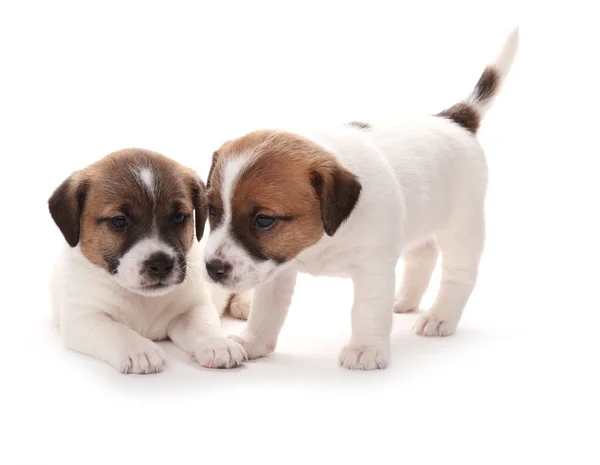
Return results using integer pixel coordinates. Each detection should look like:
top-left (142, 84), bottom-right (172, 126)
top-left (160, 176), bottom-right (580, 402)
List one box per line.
top-left (136, 352), bottom-right (150, 373)
top-left (339, 345), bottom-right (389, 370)
top-left (195, 338), bottom-right (247, 369)
top-left (120, 357), bottom-right (133, 374)
top-left (413, 314), bottom-right (456, 337)
top-left (393, 298), bottom-right (418, 313)
top-left (228, 333), bottom-right (274, 360)
top-left (120, 342), bottom-right (166, 374)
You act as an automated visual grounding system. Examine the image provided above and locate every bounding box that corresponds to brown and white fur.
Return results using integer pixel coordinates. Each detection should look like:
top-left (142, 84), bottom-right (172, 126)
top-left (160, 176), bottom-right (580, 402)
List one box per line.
top-left (202, 29), bottom-right (519, 370)
top-left (49, 148), bottom-right (252, 374)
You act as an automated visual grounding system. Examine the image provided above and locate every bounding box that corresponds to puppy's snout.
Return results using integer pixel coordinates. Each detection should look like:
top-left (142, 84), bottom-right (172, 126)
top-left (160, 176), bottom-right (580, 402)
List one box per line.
top-left (145, 252), bottom-right (174, 280)
top-left (206, 259), bottom-right (231, 283)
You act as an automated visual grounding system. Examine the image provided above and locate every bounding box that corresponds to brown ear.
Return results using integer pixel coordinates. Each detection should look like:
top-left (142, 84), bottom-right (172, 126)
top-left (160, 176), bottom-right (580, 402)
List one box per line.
top-left (190, 172), bottom-right (208, 241)
top-left (311, 163), bottom-right (362, 236)
top-left (48, 174), bottom-right (89, 247)
top-left (206, 151), bottom-right (219, 189)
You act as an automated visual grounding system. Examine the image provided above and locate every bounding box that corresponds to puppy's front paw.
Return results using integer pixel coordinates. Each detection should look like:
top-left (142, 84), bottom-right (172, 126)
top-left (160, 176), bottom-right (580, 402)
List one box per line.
top-left (413, 313), bottom-right (457, 337)
top-left (229, 332), bottom-right (275, 360)
top-left (339, 344), bottom-right (389, 370)
top-left (228, 293), bottom-right (251, 320)
top-left (194, 337), bottom-right (247, 369)
top-left (393, 297), bottom-right (419, 314)
top-left (118, 339), bottom-right (166, 374)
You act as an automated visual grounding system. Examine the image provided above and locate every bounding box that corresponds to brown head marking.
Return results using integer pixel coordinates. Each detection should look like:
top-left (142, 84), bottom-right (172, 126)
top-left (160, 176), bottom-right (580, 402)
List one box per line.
top-left (208, 131), bottom-right (361, 264)
top-left (49, 149), bottom-right (207, 276)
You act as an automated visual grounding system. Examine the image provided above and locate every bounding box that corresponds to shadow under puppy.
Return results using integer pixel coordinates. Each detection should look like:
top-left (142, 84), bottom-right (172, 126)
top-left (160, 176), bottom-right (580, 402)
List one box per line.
top-left (49, 148), bottom-right (252, 374)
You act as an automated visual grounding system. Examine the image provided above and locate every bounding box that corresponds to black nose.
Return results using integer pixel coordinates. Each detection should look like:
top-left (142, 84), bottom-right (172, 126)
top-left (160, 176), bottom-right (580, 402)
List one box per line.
top-left (145, 252), bottom-right (174, 280)
top-left (206, 259), bottom-right (231, 282)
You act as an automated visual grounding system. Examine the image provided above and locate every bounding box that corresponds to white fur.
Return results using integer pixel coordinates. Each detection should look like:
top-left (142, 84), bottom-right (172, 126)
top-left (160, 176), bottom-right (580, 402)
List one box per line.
top-left (51, 242), bottom-right (251, 373)
top-left (133, 166), bottom-right (156, 199)
top-left (115, 237), bottom-right (177, 295)
top-left (206, 29), bottom-right (518, 370)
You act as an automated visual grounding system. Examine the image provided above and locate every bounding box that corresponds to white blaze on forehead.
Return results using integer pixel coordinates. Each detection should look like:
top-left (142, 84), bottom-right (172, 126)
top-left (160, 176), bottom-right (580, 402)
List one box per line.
top-left (132, 166), bottom-right (156, 199)
top-left (221, 156), bottom-right (251, 223)
top-left (204, 155), bottom-right (251, 260)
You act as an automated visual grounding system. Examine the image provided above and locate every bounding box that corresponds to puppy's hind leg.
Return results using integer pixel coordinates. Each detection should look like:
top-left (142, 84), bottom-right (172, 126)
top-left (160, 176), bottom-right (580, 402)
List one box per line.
top-left (394, 239), bottom-right (439, 313)
top-left (414, 213), bottom-right (485, 337)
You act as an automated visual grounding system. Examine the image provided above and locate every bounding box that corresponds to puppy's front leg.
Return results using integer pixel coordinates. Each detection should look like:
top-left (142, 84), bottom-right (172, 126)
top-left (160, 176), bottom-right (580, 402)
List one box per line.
top-left (61, 311), bottom-right (166, 374)
top-left (230, 267), bottom-right (297, 360)
top-left (339, 265), bottom-right (395, 370)
top-left (168, 304), bottom-right (247, 369)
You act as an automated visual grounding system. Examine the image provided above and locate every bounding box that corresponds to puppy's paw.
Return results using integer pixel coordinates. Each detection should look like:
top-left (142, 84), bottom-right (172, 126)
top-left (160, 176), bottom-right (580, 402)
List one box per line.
top-left (413, 313), bottom-right (457, 337)
top-left (393, 297), bottom-right (419, 313)
top-left (228, 293), bottom-right (251, 320)
top-left (229, 332), bottom-right (275, 360)
top-left (194, 336), bottom-right (247, 369)
top-left (339, 344), bottom-right (389, 370)
top-left (118, 339), bottom-right (166, 374)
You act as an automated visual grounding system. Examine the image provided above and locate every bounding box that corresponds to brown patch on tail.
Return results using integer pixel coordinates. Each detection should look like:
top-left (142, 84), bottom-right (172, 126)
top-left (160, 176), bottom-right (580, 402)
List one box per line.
top-left (437, 103), bottom-right (480, 133)
top-left (473, 67), bottom-right (499, 102)
top-left (436, 66), bottom-right (500, 134)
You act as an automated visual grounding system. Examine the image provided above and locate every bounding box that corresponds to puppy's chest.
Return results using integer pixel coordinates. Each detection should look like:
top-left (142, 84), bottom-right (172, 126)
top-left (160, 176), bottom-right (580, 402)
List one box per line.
top-left (107, 295), bottom-right (182, 340)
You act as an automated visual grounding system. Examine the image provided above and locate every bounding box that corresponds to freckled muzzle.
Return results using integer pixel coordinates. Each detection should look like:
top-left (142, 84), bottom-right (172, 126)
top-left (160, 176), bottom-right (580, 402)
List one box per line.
top-left (114, 238), bottom-right (186, 296)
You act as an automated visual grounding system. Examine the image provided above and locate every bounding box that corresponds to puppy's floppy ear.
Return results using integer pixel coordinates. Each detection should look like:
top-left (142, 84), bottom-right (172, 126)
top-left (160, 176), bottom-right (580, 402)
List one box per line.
top-left (206, 151), bottom-right (219, 189)
top-left (48, 173), bottom-right (89, 247)
top-left (310, 162), bottom-right (362, 236)
top-left (189, 171), bottom-right (208, 241)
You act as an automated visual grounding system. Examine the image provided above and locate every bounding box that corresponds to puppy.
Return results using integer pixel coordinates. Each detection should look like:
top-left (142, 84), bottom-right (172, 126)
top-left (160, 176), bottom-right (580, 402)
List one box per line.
top-left (49, 148), bottom-right (251, 374)
top-left (202, 29), bottom-right (519, 369)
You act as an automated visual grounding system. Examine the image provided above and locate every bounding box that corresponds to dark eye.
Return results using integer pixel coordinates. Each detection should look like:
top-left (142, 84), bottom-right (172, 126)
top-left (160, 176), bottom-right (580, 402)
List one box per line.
top-left (208, 205), bottom-right (216, 218)
top-left (173, 212), bottom-right (186, 224)
top-left (109, 216), bottom-right (127, 231)
top-left (253, 214), bottom-right (276, 230)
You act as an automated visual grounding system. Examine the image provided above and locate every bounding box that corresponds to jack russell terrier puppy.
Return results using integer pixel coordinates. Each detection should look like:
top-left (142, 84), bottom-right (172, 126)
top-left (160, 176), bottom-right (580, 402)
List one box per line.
top-left (49, 148), bottom-right (252, 374)
top-left (202, 29), bottom-right (519, 370)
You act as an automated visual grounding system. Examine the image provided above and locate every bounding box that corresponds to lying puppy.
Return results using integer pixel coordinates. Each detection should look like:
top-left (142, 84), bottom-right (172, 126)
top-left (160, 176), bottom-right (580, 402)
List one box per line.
top-left (202, 29), bottom-right (519, 369)
top-left (49, 148), bottom-right (251, 374)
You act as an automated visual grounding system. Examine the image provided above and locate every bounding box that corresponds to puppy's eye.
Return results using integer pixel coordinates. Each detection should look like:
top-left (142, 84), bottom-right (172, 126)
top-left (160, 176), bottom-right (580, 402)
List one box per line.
top-left (253, 214), bottom-right (276, 230)
top-left (109, 216), bottom-right (127, 231)
top-left (208, 205), bottom-right (216, 218)
top-left (173, 212), bottom-right (186, 224)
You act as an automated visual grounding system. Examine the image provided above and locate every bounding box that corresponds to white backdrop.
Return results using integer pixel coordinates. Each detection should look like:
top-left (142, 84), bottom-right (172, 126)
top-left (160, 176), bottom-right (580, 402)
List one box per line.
top-left (1, 1), bottom-right (599, 464)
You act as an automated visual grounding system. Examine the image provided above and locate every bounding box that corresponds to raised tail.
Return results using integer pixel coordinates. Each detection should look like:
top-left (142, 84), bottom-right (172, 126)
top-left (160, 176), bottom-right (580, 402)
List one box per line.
top-left (437, 27), bottom-right (519, 133)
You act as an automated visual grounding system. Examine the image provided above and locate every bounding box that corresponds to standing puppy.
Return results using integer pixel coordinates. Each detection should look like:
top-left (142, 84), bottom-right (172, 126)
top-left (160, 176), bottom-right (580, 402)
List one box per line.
top-left (202, 29), bottom-right (519, 370)
top-left (49, 148), bottom-right (250, 374)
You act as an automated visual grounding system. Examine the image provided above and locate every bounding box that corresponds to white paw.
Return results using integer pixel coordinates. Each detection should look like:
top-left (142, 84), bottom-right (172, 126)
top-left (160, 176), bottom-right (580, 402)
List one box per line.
top-left (339, 344), bottom-right (390, 370)
top-left (118, 339), bottom-right (166, 374)
top-left (393, 296), bottom-right (418, 313)
top-left (228, 293), bottom-right (251, 320)
top-left (194, 336), bottom-right (247, 369)
top-left (229, 332), bottom-right (275, 360)
top-left (413, 313), bottom-right (457, 337)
